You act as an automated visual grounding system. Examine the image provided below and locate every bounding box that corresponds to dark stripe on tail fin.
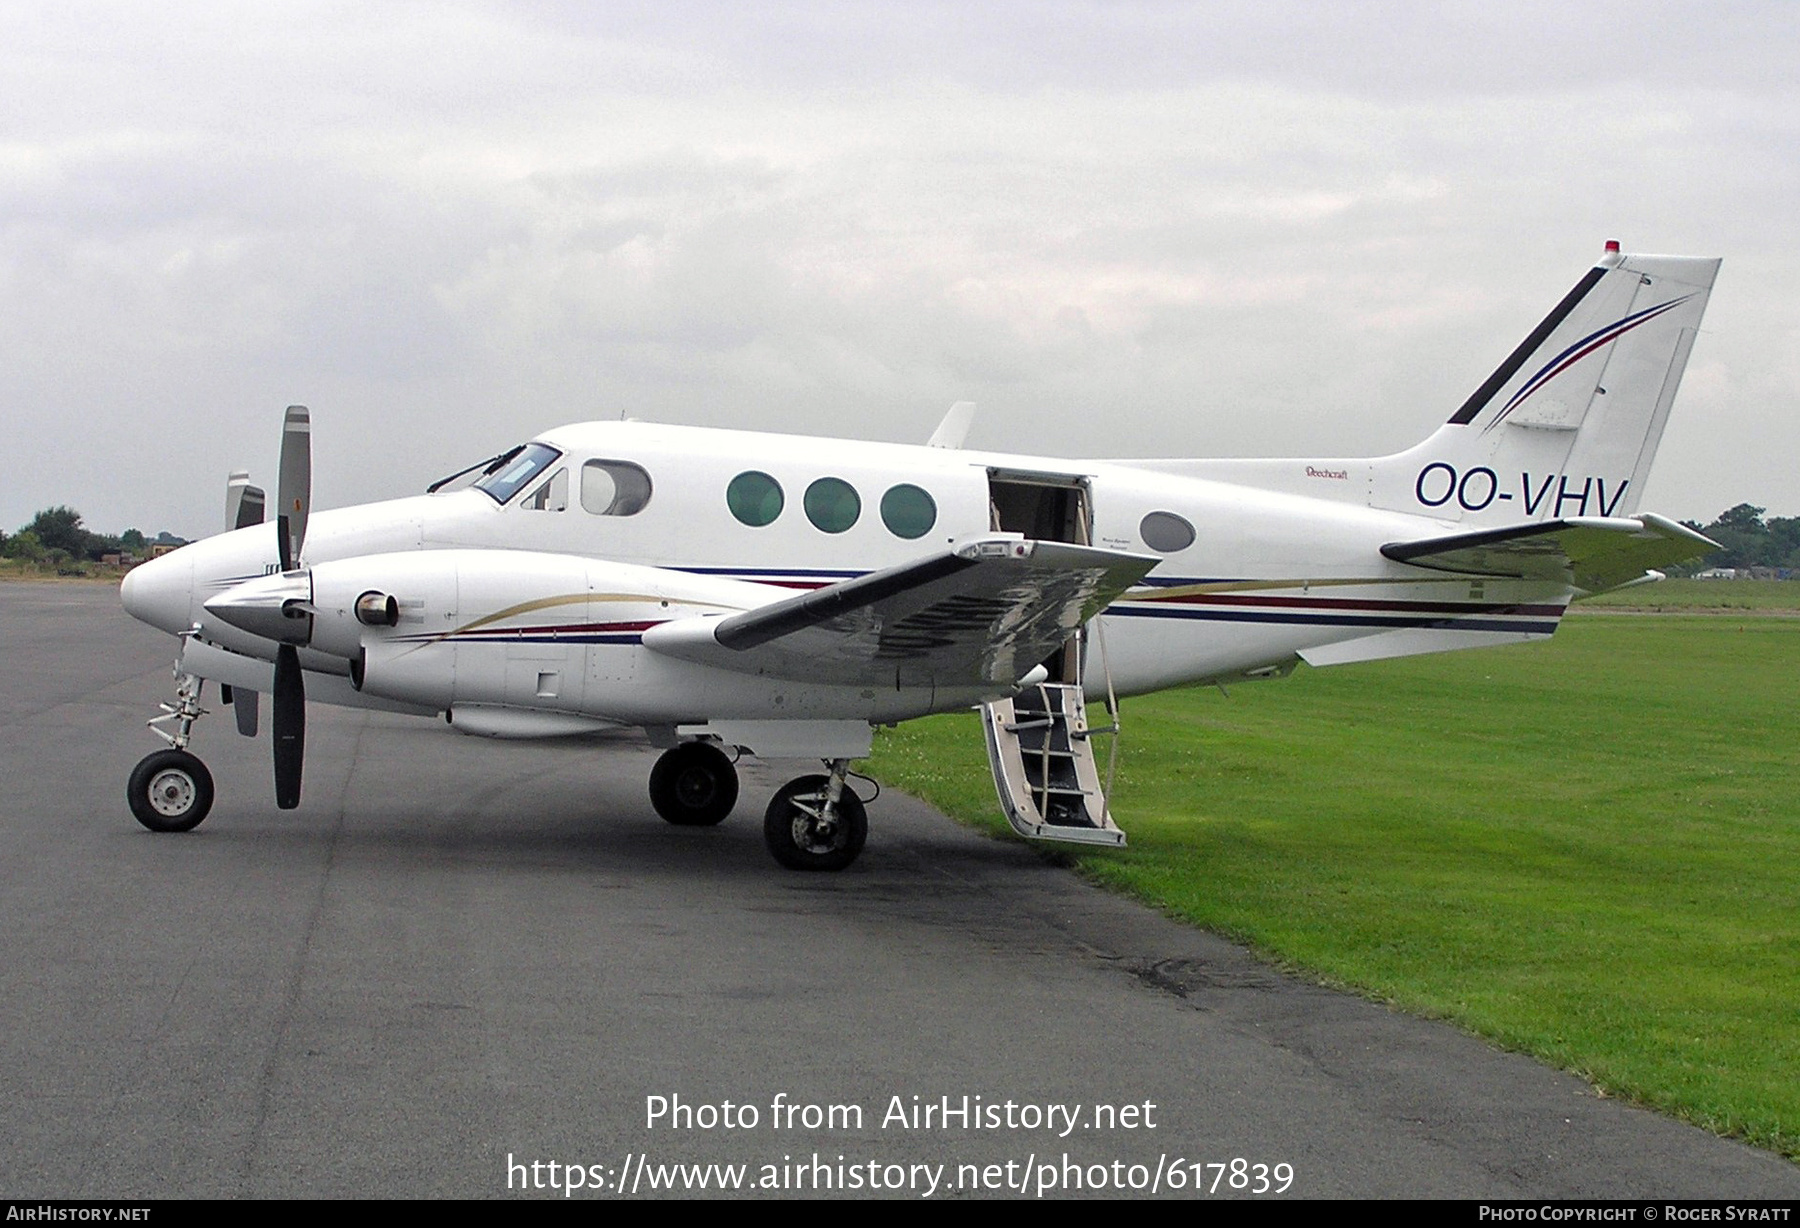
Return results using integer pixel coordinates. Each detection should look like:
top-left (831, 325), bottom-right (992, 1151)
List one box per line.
top-left (1446, 265), bottom-right (1606, 425)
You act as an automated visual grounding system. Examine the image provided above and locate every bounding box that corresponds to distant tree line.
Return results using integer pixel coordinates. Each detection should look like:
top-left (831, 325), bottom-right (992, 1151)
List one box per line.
top-left (1, 506), bottom-right (185, 568)
top-left (1679, 504), bottom-right (1800, 573)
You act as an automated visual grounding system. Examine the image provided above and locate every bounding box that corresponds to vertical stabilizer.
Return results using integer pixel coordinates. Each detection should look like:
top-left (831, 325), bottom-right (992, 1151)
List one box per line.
top-left (1370, 246), bottom-right (1719, 523)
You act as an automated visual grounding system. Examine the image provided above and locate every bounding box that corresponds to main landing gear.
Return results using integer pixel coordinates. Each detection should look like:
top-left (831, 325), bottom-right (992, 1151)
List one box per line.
top-left (647, 742), bottom-right (739, 826)
top-left (763, 759), bottom-right (866, 872)
top-left (647, 746), bottom-right (869, 871)
top-left (127, 672), bottom-right (215, 832)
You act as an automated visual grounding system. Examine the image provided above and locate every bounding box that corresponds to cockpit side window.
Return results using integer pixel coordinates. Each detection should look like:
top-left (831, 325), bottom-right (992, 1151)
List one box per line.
top-left (473, 442), bottom-right (562, 504)
top-left (521, 466), bottom-right (568, 512)
top-left (581, 460), bottom-right (654, 516)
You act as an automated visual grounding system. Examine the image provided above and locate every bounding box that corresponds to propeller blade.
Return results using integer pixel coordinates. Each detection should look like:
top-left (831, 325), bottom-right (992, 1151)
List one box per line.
top-left (236, 484), bottom-right (265, 531)
top-left (234, 688), bottom-right (259, 738)
top-left (227, 472), bottom-right (258, 531)
top-left (276, 405), bottom-right (311, 570)
top-left (273, 644), bottom-right (305, 809)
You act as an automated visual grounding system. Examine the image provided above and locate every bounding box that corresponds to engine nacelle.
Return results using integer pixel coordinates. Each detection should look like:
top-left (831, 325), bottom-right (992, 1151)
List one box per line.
top-left (300, 549), bottom-right (769, 715)
top-left (304, 553), bottom-right (463, 663)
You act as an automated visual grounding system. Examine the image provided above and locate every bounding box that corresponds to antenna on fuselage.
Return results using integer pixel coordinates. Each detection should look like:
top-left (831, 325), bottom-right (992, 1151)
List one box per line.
top-left (927, 401), bottom-right (975, 449)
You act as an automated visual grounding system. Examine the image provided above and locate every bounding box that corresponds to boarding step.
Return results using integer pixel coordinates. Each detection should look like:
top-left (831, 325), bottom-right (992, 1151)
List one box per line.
top-left (980, 682), bottom-right (1125, 847)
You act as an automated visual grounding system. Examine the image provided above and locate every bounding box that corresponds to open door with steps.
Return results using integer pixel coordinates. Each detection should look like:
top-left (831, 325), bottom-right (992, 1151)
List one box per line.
top-left (981, 679), bottom-right (1125, 847)
top-left (980, 469), bottom-right (1126, 846)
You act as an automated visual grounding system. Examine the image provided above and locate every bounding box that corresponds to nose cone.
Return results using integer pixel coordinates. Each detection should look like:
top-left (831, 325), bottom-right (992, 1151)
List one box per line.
top-left (120, 550), bottom-right (196, 635)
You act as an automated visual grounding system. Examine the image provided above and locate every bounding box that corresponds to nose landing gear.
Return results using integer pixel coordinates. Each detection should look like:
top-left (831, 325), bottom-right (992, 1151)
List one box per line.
top-left (127, 749), bottom-right (214, 832)
top-left (128, 671), bottom-right (215, 832)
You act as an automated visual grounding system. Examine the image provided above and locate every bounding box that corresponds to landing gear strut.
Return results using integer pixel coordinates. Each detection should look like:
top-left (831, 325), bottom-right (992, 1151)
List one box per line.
top-left (763, 758), bottom-right (867, 872)
top-left (648, 742), bottom-right (739, 826)
top-left (128, 671), bottom-right (215, 832)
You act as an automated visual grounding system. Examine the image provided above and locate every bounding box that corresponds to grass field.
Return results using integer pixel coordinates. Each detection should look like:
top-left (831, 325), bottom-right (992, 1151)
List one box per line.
top-left (868, 615), bottom-right (1800, 1159)
top-left (0, 558), bottom-right (127, 582)
top-left (1581, 578), bottom-right (1800, 611)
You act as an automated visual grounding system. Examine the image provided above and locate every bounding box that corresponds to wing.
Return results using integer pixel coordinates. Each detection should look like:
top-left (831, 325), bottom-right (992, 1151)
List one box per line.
top-left (642, 536), bottom-right (1158, 688)
top-left (1381, 513), bottom-right (1717, 594)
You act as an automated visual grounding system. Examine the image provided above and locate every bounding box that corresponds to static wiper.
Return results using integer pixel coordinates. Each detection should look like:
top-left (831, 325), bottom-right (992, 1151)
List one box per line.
top-left (427, 446), bottom-right (522, 494)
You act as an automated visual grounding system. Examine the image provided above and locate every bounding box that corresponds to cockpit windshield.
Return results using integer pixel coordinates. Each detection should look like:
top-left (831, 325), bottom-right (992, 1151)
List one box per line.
top-left (472, 442), bottom-right (563, 504)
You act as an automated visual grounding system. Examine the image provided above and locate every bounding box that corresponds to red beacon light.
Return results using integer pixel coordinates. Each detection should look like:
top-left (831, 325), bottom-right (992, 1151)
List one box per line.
top-left (1604, 239), bottom-right (1621, 253)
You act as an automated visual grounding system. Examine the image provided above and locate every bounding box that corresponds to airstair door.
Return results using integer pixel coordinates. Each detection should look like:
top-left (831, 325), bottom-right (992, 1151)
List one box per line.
top-left (981, 679), bottom-right (1125, 846)
top-left (978, 468), bottom-right (1125, 845)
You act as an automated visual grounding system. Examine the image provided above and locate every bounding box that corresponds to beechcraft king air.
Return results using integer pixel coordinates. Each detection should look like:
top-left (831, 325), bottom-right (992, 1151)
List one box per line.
top-left (121, 243), bottom-right (1721, 870)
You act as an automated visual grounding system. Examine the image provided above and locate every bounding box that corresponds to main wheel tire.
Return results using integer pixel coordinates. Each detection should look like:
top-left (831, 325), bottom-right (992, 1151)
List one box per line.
top-left (127, 750), bottom-right (215, 833)
top-left (648, 742), bottom-right (739, 827)
top-left (763, 775), bottom-right (868, 872)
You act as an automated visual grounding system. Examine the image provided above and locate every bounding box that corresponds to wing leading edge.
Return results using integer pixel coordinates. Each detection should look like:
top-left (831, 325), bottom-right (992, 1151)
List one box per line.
top-left (1381, 513), bottom-right (1717, 594)
top-left (643, 536), bottom-right (1159, 689)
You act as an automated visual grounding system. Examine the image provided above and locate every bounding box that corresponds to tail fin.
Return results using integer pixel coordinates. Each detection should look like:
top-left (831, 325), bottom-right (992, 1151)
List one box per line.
top-left (1371, 245), bottom-right (1719, 523)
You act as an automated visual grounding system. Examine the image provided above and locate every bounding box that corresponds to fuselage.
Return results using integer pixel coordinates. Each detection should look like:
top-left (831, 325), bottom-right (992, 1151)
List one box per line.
top-left (122, 419), bottom-right (1570, 732)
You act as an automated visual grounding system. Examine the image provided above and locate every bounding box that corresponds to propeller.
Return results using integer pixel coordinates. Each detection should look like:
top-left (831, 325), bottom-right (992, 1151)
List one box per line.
top-left (200, 407), bottom-right (315, 807)
top-left (226, 470), bottom-right (266, 532)
top-left (275, 406), bottom-right (311, 573)
top-left (272, 406), bottom-right (311, 808)
top-left (224, 472), bottom-right (265, 737)
top-left (273, 643), bottom-right (305, 809)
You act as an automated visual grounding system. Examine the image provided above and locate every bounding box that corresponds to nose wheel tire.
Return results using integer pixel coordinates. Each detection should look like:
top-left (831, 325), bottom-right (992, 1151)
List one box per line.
top-left (763, 775), bottom-right (867, 871)
top-left (127, 750), bottom-right (215, 833)
top-left (648, 742), bottom-right (739, 826)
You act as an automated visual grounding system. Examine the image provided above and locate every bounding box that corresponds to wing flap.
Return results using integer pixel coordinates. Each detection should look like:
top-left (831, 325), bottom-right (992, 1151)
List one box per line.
top-left (643, 536), bottom-right (1158, 688)
top-left (1382, 513), bottom-right (1717, 593)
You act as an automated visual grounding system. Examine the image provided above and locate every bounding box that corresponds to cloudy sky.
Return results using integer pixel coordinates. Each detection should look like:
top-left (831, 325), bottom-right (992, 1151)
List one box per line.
top-left (3, 0), bottom-right (1796, 539)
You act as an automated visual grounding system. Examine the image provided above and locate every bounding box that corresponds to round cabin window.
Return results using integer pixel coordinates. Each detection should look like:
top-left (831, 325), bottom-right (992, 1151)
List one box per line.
top-left (1140, 510), bottom-right (1196, 553)
top-left (726, 471), bottom-right (784, 527)
top-left (804, 477), bottom-right (862, 534)
top-left (879, 484), bottom-right (937, 539)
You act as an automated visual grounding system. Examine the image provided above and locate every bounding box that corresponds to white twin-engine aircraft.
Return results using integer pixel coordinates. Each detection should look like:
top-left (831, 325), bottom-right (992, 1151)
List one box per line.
top-left (121, 244), bottom-right (1720, 870)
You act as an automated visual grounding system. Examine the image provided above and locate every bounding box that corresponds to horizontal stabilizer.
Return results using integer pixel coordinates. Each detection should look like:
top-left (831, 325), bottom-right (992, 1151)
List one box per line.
top-left (1382, 513), bottom-right (1716, 593)
top-left (644, 536), bottom-right (1157, 689)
